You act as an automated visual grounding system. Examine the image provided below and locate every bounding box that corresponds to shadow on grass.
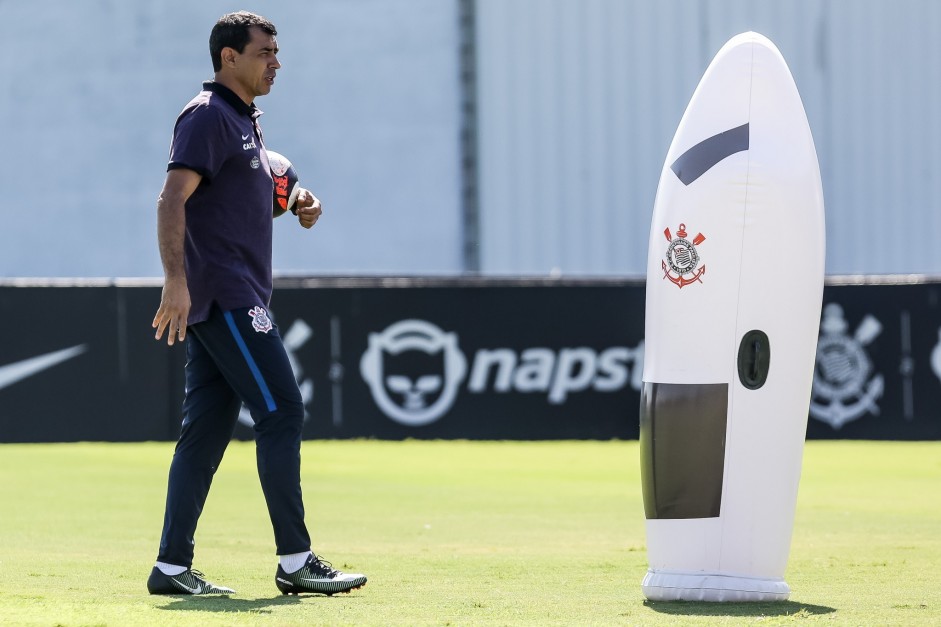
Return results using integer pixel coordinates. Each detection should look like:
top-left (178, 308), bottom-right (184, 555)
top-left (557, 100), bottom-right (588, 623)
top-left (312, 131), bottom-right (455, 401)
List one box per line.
top-left (643, 600), bottom-right (837, 618)
top-left (156, 595), bottom-right (313, 614)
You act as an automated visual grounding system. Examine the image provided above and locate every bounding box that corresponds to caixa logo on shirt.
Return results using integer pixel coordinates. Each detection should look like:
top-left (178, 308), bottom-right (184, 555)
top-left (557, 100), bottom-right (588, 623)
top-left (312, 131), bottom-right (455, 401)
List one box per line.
top-left (359, 319), bottom-right (644, 427)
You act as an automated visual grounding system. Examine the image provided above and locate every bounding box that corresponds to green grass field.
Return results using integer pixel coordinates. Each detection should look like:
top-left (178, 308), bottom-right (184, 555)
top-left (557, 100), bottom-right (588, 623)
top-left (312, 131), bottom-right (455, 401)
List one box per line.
top-left (0, 440), bottom-right (938, 625)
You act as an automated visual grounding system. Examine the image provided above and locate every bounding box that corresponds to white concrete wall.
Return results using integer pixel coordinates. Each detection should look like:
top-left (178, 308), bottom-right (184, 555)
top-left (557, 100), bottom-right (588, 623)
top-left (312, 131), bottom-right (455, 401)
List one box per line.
top-left (0, 0), bottom-right (463, 277)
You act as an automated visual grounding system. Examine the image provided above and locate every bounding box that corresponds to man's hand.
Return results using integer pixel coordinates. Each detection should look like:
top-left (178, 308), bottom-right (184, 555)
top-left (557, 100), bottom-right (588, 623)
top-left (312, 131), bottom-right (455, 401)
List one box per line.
top-left (294, 188), bottom-right (322, 229)
top-left (153, 277), bottom-right (191, 345)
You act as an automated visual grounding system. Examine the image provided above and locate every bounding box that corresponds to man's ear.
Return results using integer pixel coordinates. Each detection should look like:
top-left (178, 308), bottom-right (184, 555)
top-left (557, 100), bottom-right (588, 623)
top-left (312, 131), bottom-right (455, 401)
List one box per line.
top-left (220, 46), bottom-right (238, 68)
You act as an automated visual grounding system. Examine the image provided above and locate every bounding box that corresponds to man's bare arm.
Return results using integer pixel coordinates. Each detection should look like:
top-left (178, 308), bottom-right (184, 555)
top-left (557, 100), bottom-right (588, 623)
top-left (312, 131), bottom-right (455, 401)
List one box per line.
top-left (152, 168), bottom-right (202, 346)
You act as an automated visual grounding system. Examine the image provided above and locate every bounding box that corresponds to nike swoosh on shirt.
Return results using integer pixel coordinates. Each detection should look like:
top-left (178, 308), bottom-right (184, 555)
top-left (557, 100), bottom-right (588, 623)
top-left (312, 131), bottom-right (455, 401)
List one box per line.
top-left (0, 345), bottom-right (88, 391)
top-left (242, 133), bottom-right (251, 140)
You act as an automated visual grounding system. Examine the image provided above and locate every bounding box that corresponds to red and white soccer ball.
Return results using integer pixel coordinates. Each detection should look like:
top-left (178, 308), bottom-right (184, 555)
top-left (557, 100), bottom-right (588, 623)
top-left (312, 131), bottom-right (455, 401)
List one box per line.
top-left (267, 150), bottom-right (300, 217)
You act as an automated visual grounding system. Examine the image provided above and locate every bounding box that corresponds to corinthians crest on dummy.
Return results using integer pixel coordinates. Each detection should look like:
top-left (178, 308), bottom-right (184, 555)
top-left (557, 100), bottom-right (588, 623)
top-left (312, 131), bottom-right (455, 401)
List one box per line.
top-left (662, 223), bottom-right (706, 288)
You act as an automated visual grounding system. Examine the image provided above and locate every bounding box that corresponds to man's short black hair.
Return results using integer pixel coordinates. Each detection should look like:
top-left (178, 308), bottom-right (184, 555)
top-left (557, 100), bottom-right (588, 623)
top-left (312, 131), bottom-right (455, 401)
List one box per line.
top-left (210, 11), bottom-right (277, 72)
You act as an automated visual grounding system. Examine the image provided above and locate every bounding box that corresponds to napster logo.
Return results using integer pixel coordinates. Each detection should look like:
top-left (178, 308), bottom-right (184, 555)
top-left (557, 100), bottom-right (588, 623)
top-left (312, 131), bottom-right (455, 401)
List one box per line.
top-left (360, 320), bottom-right (468, 426)
top-left (361, 318), bottom-right (644, 427)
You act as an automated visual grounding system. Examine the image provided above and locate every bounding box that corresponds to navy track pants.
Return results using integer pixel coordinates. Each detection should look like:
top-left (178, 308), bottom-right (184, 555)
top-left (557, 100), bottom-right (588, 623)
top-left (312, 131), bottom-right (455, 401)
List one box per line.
top-left (157, 305), bottom-right (311, 567)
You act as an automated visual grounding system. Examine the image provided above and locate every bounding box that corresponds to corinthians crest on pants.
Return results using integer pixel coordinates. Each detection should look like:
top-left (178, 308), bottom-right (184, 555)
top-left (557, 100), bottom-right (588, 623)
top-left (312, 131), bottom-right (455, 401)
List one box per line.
top-left (249, 306), bottom-right (273, 333)
top-left (662, 223), bottom-right (706, 288)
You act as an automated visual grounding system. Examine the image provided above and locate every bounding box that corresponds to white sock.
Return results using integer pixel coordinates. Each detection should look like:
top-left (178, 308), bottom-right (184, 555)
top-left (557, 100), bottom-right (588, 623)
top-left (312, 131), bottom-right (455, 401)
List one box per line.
top-left (155, 561), bottom-right (188, 576)
top-left (280, 551), bottom-right (312, 574)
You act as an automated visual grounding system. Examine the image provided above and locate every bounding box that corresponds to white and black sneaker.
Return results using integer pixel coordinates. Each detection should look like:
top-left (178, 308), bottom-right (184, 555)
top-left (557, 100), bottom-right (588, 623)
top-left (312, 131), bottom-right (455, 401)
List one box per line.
top-left (147, 567), bottom-right (235, 595)
top-left (275, 554), bottom-right (367, 595)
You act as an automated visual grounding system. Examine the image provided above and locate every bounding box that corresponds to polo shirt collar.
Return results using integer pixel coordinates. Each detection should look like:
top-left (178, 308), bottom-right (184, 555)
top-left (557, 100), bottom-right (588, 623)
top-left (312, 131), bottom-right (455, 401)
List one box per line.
top-left (202, 81), bottom-right (262, 118)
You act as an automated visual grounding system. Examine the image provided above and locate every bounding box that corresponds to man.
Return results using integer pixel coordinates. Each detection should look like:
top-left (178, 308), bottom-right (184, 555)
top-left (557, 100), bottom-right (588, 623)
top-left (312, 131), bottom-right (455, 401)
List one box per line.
top-left (147, 11), bottom-right (366, 596)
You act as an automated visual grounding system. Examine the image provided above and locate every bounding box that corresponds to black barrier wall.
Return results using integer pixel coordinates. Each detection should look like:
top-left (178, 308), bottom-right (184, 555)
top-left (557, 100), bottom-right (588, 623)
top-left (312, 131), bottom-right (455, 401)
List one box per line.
top-left (0, 284), bottom-right (184, 442)
top-left (1, 277), bottom-right (939, 442)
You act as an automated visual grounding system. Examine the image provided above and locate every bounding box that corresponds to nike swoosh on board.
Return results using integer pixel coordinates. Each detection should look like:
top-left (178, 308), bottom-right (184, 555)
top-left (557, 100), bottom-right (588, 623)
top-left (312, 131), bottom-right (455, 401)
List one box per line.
top-left (0, 345), bottom-right (88, 391)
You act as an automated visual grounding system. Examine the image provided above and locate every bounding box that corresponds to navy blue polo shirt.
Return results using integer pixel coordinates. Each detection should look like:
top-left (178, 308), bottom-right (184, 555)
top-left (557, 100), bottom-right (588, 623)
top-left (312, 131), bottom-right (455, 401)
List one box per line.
top-left (168, 81), bottom-right (274, 325)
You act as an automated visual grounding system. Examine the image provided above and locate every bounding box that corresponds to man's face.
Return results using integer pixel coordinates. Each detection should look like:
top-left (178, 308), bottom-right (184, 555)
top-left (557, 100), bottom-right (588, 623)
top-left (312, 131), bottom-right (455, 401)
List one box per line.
top-left (231, 26), bottom-right (281, 99)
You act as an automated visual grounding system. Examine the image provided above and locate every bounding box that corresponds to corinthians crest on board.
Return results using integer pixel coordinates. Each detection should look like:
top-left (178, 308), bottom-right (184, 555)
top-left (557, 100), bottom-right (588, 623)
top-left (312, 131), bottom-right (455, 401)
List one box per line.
top-left (662, 223), bottom-right (706, 288)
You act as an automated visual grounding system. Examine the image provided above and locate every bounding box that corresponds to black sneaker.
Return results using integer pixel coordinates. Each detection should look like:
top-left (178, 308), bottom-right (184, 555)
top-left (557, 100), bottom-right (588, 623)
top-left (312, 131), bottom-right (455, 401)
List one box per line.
top-left (147, 566), bottom-right (235, 595)
top-left (275, 554), bottom-right (367, 595)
